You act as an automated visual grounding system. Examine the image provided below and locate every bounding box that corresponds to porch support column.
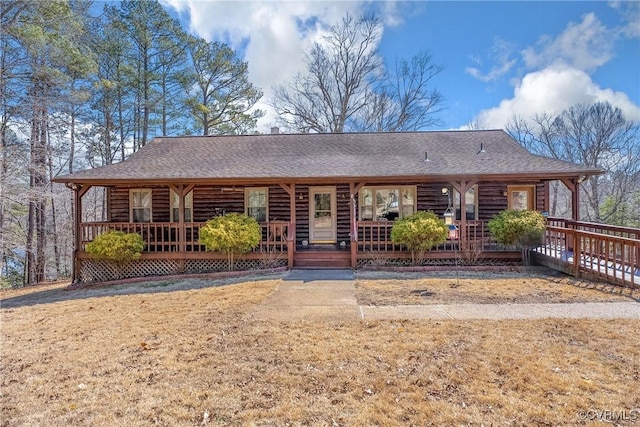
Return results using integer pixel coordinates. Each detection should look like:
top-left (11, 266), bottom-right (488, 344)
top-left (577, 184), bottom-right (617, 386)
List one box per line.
top-left (350, 182), bottom-right (365, 269)
top-left (560, 177), bottom-right (580, 221)
top-left (450, 179), bottom-right (477, 249)
top-left (169, 183), bottom-right (195, 273)
top-left (278, 183), bottom-right (296, 269)
top-left (69, 183), bottom-right (91, 283)
top-left (543, 181), bottom-right (550, 213)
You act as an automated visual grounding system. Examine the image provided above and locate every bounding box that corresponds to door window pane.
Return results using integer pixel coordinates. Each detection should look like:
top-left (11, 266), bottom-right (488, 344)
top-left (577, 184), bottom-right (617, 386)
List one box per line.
top-left (511, 191), bottom-right (530, 211)
top-left (314, 193), bottom-right (332, 227)
top-left (508, 185), bottom-right (535, 211)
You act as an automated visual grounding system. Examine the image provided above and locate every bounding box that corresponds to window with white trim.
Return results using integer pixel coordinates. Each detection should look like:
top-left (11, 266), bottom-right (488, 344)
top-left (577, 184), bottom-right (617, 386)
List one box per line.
top-left (130, 189), bottom-right (152, 223)
top-left (359, 186), bottom-right (416, 221)
top-left (170, 190), bottom-right (193, 222)
top-left (245, 188), bottom-right (268, 222)
top-left (453, 185), bottom-right (478, 220)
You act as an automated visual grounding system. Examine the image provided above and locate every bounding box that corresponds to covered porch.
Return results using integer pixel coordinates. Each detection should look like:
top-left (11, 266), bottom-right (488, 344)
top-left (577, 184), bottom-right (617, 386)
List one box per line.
top-left (68, 174), bottom-right (587, 283)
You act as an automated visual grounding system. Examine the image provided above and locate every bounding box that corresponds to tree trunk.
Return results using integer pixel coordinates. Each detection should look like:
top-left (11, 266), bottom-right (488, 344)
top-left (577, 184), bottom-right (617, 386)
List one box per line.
top-left (26, 98), bottom-right (48, 285)
top-left (47, 142), bottom-right (61, 277)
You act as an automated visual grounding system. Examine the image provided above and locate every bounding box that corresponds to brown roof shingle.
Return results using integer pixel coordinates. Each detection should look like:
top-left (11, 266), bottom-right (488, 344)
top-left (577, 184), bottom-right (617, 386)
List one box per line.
top-left (53, 130), bottom-right (602, 184)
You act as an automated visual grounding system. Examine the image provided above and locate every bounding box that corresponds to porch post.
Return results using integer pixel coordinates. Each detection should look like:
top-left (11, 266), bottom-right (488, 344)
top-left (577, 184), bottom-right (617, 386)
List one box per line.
top-left (451, 180), bottom-right (477, 250)
top-left (278, 183), bottom-right (296, 269)
top-left (350, 182), bottom-right (365, 269)
top-left (543, 181), bottom-right (550, 213)
top-left (177, 185), bottom-right (185, 272)
top-left (560, 177), bottom-right (580, 221)
top-left (70, 184), bottom-right (90, 283)
top-left (560, 177), bottom-right (581, 254)
top-left (573, 180), bottom-right (580, 221)
top-left (288, 184), bottom-right (296, 270)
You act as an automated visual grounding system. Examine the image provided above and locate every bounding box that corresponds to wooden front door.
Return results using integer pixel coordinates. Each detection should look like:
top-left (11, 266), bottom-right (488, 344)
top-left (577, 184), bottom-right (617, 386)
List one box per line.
top-left (309, 186), bottom-right (337, 243)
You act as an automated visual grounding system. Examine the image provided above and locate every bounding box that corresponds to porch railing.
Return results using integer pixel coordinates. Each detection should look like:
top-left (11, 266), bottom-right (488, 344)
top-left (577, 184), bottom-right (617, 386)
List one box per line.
top-left (539, 218), bottom-right (639, 287)
top-left (356, 220), bottom-right (504, 253)
top-left (80, 221), bottom-right (291, 253)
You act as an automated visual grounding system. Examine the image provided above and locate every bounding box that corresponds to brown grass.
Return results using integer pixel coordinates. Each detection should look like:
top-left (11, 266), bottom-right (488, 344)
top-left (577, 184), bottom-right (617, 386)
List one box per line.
top-left (355, 270), bottom-right (636, 305)
top-left (1, 276), bottom-right (639, 426)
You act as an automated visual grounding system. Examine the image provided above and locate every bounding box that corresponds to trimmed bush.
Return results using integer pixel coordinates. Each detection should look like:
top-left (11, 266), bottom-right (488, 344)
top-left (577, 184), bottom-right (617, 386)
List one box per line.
top-left (488, 209), bottom-right (546, 265)
top-left (86, 231), bottom-right (144, 264)
top-left (391, 211), bottom-right (448, 265)
top-left (199, 213), bottom-right (262, 271)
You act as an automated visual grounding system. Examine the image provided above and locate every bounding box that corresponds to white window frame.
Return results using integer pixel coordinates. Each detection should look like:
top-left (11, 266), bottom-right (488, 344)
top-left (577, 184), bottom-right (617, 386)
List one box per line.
top-left (359, 186), bottom-right (417, 221)
top-left (453, 185), bottom-right (478, 221)
top-left (170, 190), bottom-right (193, 222)
top-left (245, 187), bottom-right (268, 222)
top-left (130, 189), bottom-right (152, 223)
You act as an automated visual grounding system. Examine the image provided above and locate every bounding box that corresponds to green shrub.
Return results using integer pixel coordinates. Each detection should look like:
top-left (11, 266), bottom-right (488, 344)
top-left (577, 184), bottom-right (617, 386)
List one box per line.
top-left (199, 213), bottom-right (262, 271)
top-left (86, 231), bottom-right (144, 264)
top-left (391, 211), bottom-right (448, 265)
top-left (488, 210), bottom-right (546, 265)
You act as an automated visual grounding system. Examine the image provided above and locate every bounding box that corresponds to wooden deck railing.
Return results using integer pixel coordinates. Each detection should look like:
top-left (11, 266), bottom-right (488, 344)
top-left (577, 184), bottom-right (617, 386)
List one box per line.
top-left (356, 220), bottom-right (505, 253)
top-left (80, 221), bottom-right (291, 253)
top-left (547, 217), bottom-right (640, 240)
top-left (539, 219), bottom-right (639, 288)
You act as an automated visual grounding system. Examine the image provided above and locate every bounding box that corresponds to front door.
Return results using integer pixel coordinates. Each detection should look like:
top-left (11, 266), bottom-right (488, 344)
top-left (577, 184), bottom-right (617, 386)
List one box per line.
top-left (309, 186), bottom-right (337, 243)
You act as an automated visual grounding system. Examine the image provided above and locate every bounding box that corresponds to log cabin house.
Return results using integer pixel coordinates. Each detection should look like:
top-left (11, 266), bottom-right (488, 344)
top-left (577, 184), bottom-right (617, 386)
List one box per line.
top-left (53, 129), bottom-right (602, 283)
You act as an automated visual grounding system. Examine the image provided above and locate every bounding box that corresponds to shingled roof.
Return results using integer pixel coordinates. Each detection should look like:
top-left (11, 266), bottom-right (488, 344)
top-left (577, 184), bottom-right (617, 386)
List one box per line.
top-left (53, 130), bottom-right (602, 184)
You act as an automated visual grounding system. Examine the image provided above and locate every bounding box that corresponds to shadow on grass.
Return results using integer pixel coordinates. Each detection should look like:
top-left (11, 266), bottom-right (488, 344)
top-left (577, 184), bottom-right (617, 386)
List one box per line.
top-left (0, 272), bottom-right (285, 310)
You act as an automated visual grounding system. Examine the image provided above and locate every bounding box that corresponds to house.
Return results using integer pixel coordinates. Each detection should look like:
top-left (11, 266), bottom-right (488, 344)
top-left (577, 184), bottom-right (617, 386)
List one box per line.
top-left (53, 130), bottom-right (602, 283)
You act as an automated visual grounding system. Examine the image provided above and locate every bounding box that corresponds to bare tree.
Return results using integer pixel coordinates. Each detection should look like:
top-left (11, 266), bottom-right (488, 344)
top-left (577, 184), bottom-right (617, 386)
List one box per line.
top-left (507, 102), bottom-right (640, 225)
top-left (358, 52), bottom-right (444, 131)
top-left (272, 14), bottom-right (382, 133)
top-left (271, 14), bottom-right (444, 133)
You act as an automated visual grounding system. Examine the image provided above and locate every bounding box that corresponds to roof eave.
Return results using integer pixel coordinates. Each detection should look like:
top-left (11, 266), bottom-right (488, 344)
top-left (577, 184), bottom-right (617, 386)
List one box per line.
top-left (52, 169), bottom-right (604, 187)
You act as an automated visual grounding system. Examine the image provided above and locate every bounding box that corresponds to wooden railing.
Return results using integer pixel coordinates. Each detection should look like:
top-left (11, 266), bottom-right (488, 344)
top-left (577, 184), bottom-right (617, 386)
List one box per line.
top-left (80, 221), bottom-right (291, 253)
top-left (356, 220), bottom-right (504, 253)
top-left (548, 217), bottom-right (640, 240)
top-left (539, 219), bottom-right (639, 288)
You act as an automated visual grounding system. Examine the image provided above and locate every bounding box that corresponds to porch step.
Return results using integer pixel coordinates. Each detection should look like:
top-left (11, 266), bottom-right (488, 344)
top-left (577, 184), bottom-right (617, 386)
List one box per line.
top-left (294, 251), bottom-right (351, 269)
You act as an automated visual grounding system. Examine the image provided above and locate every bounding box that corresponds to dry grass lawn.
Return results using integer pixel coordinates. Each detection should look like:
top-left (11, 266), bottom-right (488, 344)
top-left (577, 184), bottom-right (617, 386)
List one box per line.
top-left (1, 275), bottom-right (639, 426)
top-left (356, 270), bottom-right (637, 305)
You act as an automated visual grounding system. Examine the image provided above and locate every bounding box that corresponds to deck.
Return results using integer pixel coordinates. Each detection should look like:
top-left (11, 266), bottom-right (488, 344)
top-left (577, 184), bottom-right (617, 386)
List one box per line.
top-left (534, 218), bottom-right (640, 288)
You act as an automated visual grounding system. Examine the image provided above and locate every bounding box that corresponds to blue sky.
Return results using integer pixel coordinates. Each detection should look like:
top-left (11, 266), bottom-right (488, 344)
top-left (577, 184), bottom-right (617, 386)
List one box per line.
top-left (160, 0), bottom-right (640, 132)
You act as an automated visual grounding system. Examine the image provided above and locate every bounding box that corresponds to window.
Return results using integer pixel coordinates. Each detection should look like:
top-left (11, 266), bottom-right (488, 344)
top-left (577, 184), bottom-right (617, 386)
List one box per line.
top-left (130, 189), bottom-right (152, 222)
top-left (453, 185), bottom-right (478, 220)
top-left (359, 186), bottom-right (416, 221)
top-left (508, 185), bottom-right (535, 211)
top-left (170, 190), bottom-right (193, 222)
top-left (245, 188), bottom-right (268, 222)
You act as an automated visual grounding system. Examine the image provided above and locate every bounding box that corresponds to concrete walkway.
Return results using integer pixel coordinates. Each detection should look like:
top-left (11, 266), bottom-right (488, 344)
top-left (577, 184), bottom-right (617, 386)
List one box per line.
top-left (251, 269), bottom-right (640, 322)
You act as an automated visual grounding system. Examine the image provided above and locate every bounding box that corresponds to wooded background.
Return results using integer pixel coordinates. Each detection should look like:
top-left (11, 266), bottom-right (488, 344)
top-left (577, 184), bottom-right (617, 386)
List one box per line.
top-left (1, 1), bottom-right (638, 286)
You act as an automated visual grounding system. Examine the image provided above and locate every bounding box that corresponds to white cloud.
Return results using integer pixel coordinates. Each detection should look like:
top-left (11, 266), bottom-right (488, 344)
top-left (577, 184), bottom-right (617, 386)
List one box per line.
top-left (160, 0), bottom-right (366, 131)
top-left (465, 38), bottom-right (517, 82)
top-left (522, 13), bottom-right (614, 72)
top-left (473, 64), bottom-right (640, 129)
top-left (609, 1), bottom-right (640, 38)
